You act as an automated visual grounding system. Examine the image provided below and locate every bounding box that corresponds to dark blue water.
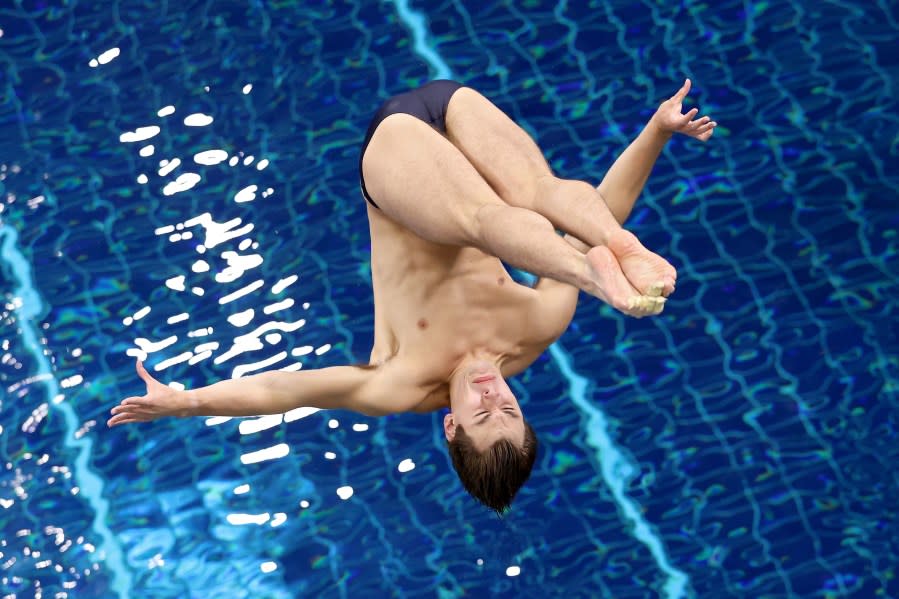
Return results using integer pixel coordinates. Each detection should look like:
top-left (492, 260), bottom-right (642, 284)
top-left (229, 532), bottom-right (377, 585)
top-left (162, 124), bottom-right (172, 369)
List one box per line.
top-left (1, 1), bottom-right (897, 597)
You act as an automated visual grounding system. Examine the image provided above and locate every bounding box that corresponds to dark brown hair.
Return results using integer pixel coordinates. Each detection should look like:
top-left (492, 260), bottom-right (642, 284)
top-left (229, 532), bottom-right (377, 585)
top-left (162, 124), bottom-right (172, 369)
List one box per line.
top-left (447, 420), bottom-right (538, 514)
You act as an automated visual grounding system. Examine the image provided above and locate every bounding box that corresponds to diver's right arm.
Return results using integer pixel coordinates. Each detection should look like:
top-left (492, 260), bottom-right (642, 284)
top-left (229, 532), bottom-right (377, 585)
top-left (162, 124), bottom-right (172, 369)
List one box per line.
top-left (107, 359), bottom-right (413, 426)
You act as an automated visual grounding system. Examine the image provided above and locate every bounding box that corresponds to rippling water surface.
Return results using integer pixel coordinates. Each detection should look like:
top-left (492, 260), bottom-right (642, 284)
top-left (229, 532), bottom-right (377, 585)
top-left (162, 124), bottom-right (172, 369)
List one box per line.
top-left (1, 1), bottom-right (897, 598)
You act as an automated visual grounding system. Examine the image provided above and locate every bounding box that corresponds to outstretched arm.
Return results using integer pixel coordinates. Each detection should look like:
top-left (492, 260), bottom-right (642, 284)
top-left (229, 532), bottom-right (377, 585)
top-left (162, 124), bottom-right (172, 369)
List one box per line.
top-left (600, 79), bottom-right (716, 225)
top-left (108, 359), bottom-right (412, 426)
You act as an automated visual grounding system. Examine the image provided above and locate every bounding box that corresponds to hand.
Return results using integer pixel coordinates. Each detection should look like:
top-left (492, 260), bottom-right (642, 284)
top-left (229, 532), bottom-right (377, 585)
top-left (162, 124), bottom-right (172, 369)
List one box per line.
top-left (651, 79), bottom-right (717, 142)
top-left (107, 360), bottom-right (188, 426)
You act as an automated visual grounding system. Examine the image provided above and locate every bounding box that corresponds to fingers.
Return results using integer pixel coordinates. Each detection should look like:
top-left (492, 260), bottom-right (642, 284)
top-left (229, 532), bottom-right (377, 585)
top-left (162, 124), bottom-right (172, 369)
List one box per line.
top-left (107, 414), bottom-right (148, 427)
top-left (136, 359), bottom-right (161, 388)
top-left (683, 115), bottom-right (717, 140)
top-left (673, 78), bottom-right (691, 101)
top-left (679, 107), bottom-right (699, 126)
top-left (109, 398), bottom-right (148, 414)
top-left (136, 359), bottom-right (150, 382)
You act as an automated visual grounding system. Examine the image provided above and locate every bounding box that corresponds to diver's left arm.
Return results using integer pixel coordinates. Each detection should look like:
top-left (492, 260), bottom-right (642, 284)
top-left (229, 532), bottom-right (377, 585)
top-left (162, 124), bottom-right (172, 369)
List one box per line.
top-left (599, 78), bottom-right (716, 225)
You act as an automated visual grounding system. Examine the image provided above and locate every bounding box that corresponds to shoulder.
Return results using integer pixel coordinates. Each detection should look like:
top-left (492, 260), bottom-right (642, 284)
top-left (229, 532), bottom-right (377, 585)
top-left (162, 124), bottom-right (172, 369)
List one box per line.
top-left (350, 357), bottom-right (433, 416)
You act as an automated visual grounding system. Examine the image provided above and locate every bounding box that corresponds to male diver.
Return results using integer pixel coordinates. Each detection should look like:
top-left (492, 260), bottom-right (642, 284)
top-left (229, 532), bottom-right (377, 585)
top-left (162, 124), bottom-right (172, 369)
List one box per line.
top-left (109, 80), bottom-right (715, 513)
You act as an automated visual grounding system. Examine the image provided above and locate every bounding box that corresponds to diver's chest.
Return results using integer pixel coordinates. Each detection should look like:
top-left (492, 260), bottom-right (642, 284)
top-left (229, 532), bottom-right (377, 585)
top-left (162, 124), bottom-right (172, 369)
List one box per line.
top-left (392, 273), bottom-right (535, 342)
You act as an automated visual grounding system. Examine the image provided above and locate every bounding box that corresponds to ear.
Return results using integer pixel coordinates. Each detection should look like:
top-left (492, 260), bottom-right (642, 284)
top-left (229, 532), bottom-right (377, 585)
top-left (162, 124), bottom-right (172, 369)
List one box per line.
top-left (443, 412), bottom-right (456, 441)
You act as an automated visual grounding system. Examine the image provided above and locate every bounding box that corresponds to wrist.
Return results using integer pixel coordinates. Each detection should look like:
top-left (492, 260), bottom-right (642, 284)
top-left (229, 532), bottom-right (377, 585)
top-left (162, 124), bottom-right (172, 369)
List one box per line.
top-left (180, 388), bottom-right (200, 417)
top-left (647, 115), bottom-right (674, 141)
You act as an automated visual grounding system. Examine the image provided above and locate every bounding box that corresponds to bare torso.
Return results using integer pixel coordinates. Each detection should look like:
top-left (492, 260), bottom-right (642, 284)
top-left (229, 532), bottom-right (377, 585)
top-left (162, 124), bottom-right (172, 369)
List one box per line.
top-left (365, 203), bottom-right (578, 412)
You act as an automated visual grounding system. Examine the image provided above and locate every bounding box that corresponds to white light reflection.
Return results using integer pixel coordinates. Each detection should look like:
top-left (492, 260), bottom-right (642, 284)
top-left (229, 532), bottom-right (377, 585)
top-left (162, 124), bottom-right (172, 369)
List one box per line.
top-left (213, 318), bottom-right (305, 365)
top-left (120, 126), bottom-right (160, 143)
top-left (269, 513), bottom-right (287, 527)
top-left (216, 275), bottom-right (263, 303)
top-left (299, 500), bottom-right (309, 508)
top-left (188, 350), bottom-right (212, 365)
top-left (263, 299), bottom-right (294, 314)
top-left (158, 158), bottom-right (181, 177)
top-left (183, 213), bottom-right (254, 249)
top-left (336, 486), bottom-right (354, 500)
top-left (188, 327), bottom-right (213, 338)
top-left (216, 251), bottom-right (264, 283)
top-left (139, 145), bottom-right (155, 157)
top-left (205, 416), bottom-right (232, 426)
top-left (234, 185), bottom-right (257, 203)
top-left (324, 452), bottom-right (336, 460)
top-left (226, 309), bottom-right (254, 327)
top-left (233, 484), bottom-right (250, 495)
top-left (352, 423), bottom-right (369, 432)
top-left (153, 352), bottom-right (192, 371)
top-left (167, 313), bottom-right (189, 324)
top-left (240, 443), bottom-right (289, 464)
top-left (133, 336), bottom-right (177, 353)
top-left (238, 414), bottom-right (282, 435)
top-left (162, 173), bottom-right (201, 196)
top-left (232, 351), bottom-right (286, 378)
top-left (242, 84), bottom-right (253, 94)
top-left (291, 345), bottom-right (313, 357)
top-left (327, 419), bottom-right (339, 429)
top-left (256, 159), bottom-right (269, 170)
top-left (136, 174), bottom-right (149, 184)
top-left (193, 342), bottom-right (219, 353)
top-left (284, 406), bottom-right (319, 423)
top-left (158, 106), bottom-right (175, 117)
top-left (397, 459), bottom-right (415, 473)
top-left (260, 561), bottom-right (277, 573)
top-left (271, 275), bottom-right (297, 294)
top-left (165, 275), bottom-right (186, 291)
top-left (60, 375), bottom-right (83, 389)
top-left (88, 47), bottom-right (120, 67)
top-left (506, 566), bottom-right (521, 577)
top-left (192, 258), bottom-right (210, 271)
top-left (194, 150), bottom-right (229, 165)
top-left (184, 113), bottom-right (214, 127)
top-left (226, 513), bottom-right (269, 525)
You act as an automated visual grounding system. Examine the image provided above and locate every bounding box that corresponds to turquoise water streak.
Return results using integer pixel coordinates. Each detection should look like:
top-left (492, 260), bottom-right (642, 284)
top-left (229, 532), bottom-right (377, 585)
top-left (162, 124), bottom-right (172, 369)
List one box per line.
top-left (388, 3), bottom-right (690, 595)
top-left (0, 224), bottom-right (131, 598)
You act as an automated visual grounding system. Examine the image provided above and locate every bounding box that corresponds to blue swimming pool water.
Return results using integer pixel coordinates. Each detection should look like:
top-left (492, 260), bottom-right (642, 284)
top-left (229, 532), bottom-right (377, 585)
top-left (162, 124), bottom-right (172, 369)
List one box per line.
top-left (1, 1), bottom-right (897, 597)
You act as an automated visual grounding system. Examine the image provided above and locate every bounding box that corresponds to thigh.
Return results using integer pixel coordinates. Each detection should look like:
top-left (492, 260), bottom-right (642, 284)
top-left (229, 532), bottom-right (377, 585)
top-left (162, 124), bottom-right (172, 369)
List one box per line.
top-left (361, 113), bottom-right (506, 247)
top-left (444, 87), bottom-right (554, 210)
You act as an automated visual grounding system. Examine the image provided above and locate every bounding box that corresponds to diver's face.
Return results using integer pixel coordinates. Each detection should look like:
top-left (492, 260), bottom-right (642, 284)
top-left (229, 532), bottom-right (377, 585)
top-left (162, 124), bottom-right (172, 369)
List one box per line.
top-left (445, 360), bottom-right (524, 451)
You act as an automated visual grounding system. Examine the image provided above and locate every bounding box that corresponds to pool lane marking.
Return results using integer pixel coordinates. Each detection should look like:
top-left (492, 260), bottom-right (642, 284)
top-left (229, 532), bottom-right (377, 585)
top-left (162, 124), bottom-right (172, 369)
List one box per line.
top-left (0, 224), bottom-right (132, 599)
top-left (385, 6), bottom-right (690, 596)
top-left (390, 0), bottom-right (451, 80)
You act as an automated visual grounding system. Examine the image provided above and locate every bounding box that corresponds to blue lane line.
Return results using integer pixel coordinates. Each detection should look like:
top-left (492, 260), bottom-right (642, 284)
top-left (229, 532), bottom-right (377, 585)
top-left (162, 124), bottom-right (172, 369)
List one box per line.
top-left (381, 6), bottom-right (690, 596)
top-left (547, 344), bottom-right (689, 599)
top-left (390, 0), bottom-right (452, 80)
top-left (0, 224), bottom-right (132, 599)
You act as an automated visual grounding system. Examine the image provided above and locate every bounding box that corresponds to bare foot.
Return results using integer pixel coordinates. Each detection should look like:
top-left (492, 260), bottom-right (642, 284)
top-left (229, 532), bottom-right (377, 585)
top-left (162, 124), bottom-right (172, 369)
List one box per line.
top-left (585, 246), bottom-right (666, 317)
top-left (606, 229), bottom-right (677, 297)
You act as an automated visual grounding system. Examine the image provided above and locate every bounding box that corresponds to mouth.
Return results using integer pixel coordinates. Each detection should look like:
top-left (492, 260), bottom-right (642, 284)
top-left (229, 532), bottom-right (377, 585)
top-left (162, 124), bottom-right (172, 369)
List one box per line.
top-left (472, 375), bottom-right (495, 384)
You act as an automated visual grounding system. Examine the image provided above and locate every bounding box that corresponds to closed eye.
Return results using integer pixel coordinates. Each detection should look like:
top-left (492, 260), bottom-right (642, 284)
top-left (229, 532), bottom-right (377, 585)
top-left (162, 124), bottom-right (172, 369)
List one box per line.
top-left (475, 409), bottom-right (519, 424)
